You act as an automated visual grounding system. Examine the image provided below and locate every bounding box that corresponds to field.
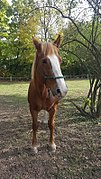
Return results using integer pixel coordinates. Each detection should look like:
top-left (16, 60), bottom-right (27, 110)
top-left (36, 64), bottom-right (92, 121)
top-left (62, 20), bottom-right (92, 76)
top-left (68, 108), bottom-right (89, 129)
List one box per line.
top-left (0, 80), bottom-right (101, 179)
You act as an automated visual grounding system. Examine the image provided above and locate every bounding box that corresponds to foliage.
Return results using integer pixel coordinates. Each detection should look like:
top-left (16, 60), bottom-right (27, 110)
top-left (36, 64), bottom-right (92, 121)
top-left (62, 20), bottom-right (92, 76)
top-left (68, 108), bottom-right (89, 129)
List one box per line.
top-left (0, 0), bottom-right (39, 77)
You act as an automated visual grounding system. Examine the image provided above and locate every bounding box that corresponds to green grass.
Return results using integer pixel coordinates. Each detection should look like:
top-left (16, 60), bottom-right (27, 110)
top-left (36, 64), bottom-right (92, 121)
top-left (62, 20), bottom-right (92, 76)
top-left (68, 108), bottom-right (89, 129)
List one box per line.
top-left (67, 79), bottom-right (89, 97)
top-left (0, 82), bottom-right (29, 97)
top-left (0, 82), bottom-right (29, 106)
top-left (0, 79), bottom-right (89, 103)
top-left (0, 80), bottom-right (90, 115)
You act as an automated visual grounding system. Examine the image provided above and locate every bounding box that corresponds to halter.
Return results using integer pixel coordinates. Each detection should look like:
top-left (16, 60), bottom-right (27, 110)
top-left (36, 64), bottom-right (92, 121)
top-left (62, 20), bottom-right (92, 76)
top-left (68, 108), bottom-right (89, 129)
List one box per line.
top-left (44, 76), bottom-right (64, 80)
top-left (36, 66), bottom-right (65, 80)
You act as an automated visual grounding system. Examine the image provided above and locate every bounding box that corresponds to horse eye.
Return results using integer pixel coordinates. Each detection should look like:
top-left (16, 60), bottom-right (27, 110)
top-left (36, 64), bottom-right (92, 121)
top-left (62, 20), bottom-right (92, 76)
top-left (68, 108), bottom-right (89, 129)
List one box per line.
top-left (42, 59), bottom-right (47, 64)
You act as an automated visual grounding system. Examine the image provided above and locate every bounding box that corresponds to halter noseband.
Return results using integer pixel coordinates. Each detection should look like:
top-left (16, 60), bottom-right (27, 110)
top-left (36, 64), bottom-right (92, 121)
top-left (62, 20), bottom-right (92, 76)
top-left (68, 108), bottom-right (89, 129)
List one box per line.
top-left (44, 76), bottom-right (64, 80)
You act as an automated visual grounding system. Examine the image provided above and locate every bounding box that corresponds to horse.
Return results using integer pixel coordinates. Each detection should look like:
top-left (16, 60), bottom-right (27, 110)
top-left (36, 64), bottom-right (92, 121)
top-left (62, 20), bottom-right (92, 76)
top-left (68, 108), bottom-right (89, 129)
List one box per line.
top-left (28, 35), bottom-right (67, 153)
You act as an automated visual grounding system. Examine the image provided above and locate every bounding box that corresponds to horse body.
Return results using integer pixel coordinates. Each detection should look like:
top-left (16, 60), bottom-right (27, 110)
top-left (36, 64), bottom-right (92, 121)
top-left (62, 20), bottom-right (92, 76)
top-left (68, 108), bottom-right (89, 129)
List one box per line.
top-left (28, 35), bottom-right (67, 153)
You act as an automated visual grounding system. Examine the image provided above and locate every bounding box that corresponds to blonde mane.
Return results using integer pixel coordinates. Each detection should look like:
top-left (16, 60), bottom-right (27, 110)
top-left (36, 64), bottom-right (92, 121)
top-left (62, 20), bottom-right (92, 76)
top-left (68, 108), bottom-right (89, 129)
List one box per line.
top-left (31, 57), bottom-right (36, 80)
top-left (41, 42), bottom-right (56, 56)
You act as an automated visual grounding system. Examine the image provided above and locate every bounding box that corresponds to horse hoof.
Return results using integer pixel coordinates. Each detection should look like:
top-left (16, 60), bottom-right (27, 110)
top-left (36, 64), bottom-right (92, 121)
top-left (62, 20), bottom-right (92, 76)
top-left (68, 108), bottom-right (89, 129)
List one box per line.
top-left (33, 144), bottom-right (40, 154)
top-left (50, 143), bottom-right (56, 152)
top-left (33, 146), bottom-right (38, 154)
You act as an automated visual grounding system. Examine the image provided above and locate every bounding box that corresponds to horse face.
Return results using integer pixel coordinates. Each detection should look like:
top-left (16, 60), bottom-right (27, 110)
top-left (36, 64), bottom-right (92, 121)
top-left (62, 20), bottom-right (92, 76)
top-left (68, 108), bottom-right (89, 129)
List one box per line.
top-left (43, 54), bottom-right (67, 99)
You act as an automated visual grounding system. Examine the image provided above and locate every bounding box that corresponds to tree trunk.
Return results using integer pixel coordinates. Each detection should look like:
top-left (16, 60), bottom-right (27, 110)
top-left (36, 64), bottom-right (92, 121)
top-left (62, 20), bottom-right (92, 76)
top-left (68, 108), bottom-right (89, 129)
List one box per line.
top-left (96, 83), bottom-right (101, 117)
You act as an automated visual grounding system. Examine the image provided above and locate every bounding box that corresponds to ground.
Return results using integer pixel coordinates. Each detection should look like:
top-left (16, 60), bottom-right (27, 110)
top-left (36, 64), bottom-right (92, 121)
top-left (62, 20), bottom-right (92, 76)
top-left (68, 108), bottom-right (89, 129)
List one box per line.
top-left (0, 80), bottom-right (101, 179)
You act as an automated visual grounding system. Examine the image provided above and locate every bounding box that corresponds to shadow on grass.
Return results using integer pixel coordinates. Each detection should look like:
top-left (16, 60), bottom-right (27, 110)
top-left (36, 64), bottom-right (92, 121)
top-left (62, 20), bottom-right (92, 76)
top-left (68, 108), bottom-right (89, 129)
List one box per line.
top-left (0, 92), bottom-right (96, 125)
top-left (57, 96), bottom-right (97, 125)
top-left (0, 94), bottom-right (28, 107)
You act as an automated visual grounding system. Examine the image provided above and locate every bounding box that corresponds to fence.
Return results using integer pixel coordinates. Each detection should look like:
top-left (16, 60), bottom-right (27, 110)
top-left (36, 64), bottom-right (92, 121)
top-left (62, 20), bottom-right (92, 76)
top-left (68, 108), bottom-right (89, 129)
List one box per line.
top-left (0, 76), bottom-right (30, 81)
top-left (0, 74), bottom-right (88, 82)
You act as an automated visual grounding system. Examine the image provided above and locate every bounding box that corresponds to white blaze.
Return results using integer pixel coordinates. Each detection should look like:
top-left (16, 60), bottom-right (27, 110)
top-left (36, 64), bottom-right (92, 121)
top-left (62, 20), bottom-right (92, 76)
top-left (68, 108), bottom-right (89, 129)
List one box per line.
top-left (48, 54), bottom-right (67, 96)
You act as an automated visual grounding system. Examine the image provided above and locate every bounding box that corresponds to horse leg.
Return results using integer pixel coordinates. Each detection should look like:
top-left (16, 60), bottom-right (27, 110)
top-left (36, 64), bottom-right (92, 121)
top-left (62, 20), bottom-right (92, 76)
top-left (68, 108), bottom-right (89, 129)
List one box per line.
top-left (30, 108), bottom-right (39, 153)
top-left (48, 105), bottom-right (57, 152)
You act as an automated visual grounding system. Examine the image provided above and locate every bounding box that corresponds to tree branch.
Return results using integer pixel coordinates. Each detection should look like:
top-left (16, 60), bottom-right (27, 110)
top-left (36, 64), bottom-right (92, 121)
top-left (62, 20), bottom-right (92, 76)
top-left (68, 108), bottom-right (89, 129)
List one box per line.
top-left (45, 5), bottom-right (98, 52)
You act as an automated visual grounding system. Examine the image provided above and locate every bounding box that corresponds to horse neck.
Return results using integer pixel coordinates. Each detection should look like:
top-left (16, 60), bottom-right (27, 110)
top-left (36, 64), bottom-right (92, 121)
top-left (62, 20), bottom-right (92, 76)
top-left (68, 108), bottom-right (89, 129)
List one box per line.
top-left (35, 72), bottom-right (44, 89)
top-left (32, 65), bottom-right (46, 96)
top-left (31, 54), bottom-right (47, 96)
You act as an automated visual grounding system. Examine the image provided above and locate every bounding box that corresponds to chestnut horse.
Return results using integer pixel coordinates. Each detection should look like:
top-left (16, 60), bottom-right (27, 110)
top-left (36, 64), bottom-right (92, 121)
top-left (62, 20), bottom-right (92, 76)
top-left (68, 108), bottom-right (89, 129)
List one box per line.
top-left (28, 35), bottom-right (67, 153)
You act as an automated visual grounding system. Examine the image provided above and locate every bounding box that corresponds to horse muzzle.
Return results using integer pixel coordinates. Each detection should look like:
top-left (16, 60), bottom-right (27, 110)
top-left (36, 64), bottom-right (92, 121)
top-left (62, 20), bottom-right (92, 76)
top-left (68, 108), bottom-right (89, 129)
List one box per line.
top-left (52, 86), bottom-right (68, 99)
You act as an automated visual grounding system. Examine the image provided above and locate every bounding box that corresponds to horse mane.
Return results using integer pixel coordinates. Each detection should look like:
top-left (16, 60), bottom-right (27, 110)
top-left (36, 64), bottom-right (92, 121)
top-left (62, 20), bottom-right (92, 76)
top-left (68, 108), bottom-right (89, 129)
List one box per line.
top-left (31, 56), bottom-right (36, 80)
top-left (41, 42), bottom-right (56, 56)
top-left (31, 42), bottom-right (57, 79)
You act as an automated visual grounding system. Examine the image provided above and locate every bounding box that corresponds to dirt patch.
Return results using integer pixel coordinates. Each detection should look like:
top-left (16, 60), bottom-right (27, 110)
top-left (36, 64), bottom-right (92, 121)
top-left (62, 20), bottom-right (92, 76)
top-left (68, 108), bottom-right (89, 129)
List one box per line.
top-left (0, 97), bottom-right (101, 179)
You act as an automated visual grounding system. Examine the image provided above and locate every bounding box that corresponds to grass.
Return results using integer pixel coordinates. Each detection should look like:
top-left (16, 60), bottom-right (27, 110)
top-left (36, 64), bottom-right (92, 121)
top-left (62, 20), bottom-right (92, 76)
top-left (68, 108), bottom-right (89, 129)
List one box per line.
top-left (0, 79), bottom-right (89, 105)
top-left (67, 79), bottom-right (89, 97)
top-left (0, 82), bottom-right (29, 108)
top-left (0, 80), bottom-right (101, 179)
top-left (0, 82), bottom-right (29, 96)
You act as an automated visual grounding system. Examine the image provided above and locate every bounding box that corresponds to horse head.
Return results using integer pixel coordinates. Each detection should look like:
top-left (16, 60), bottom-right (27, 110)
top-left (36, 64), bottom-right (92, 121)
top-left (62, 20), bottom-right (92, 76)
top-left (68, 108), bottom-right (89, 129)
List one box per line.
top-left (32, 35), bottom-right (67, 99)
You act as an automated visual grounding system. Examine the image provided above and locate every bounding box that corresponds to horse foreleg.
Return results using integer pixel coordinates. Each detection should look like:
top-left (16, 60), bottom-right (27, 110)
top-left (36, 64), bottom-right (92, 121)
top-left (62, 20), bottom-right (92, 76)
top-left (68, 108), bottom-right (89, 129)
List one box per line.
top-left (30, 108), bottom-right (39, 153)
top-left (48, 105), bottom-right (57, 152)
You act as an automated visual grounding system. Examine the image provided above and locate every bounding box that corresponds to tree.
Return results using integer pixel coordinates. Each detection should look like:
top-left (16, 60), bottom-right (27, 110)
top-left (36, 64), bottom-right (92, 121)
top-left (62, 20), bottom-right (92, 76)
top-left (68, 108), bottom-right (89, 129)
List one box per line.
top-left (31, 0), bottom-right (65, 41)
top-left (0, 0), bottom-right (12, 76)
top-left (44, 0), bottom-right (101, 118)
top-left (0, 0), bottom-right (39, 77)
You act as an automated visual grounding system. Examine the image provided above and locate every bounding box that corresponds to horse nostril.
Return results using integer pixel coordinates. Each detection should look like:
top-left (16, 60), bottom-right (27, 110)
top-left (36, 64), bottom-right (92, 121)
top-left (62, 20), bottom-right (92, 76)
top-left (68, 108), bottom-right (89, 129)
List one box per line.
top-left (57, 88), bottom-right (61, 94)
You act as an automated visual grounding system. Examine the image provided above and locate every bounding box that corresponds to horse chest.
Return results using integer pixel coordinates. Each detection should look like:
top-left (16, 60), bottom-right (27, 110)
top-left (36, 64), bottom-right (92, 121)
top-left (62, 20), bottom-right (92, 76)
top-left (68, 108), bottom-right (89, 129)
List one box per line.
top-left (42, 92), bottom-right (57, 111)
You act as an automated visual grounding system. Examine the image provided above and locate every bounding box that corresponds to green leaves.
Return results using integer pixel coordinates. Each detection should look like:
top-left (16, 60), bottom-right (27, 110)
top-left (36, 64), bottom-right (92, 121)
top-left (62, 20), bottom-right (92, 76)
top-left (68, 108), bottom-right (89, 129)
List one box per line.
top-left (0, 0), bottom-right (39, 77)
top-left (85, 98), bottom-right (91, 107)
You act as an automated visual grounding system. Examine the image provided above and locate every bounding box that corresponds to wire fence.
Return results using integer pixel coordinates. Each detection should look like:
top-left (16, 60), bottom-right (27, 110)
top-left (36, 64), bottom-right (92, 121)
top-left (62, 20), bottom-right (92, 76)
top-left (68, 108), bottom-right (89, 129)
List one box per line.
top-left (0, 74), bottom-right (88, 82)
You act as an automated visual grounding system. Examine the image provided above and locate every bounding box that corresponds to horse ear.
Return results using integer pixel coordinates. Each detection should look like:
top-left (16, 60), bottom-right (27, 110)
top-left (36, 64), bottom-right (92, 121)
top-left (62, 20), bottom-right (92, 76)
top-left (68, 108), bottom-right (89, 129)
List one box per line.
top-left (32, 37), bottom-right (41, 51)
top-left (53, 34), bottom-right (61, 48)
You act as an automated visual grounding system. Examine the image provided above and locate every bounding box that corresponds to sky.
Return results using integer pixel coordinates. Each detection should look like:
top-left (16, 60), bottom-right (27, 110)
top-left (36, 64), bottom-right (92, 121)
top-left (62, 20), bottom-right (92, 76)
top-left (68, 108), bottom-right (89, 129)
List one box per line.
top-left (7, 0), bottom-right (12, 5)
top-left (7, 0), bottom-right (89, 7)
top-left (7, 0), bottom-right (92, 21)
